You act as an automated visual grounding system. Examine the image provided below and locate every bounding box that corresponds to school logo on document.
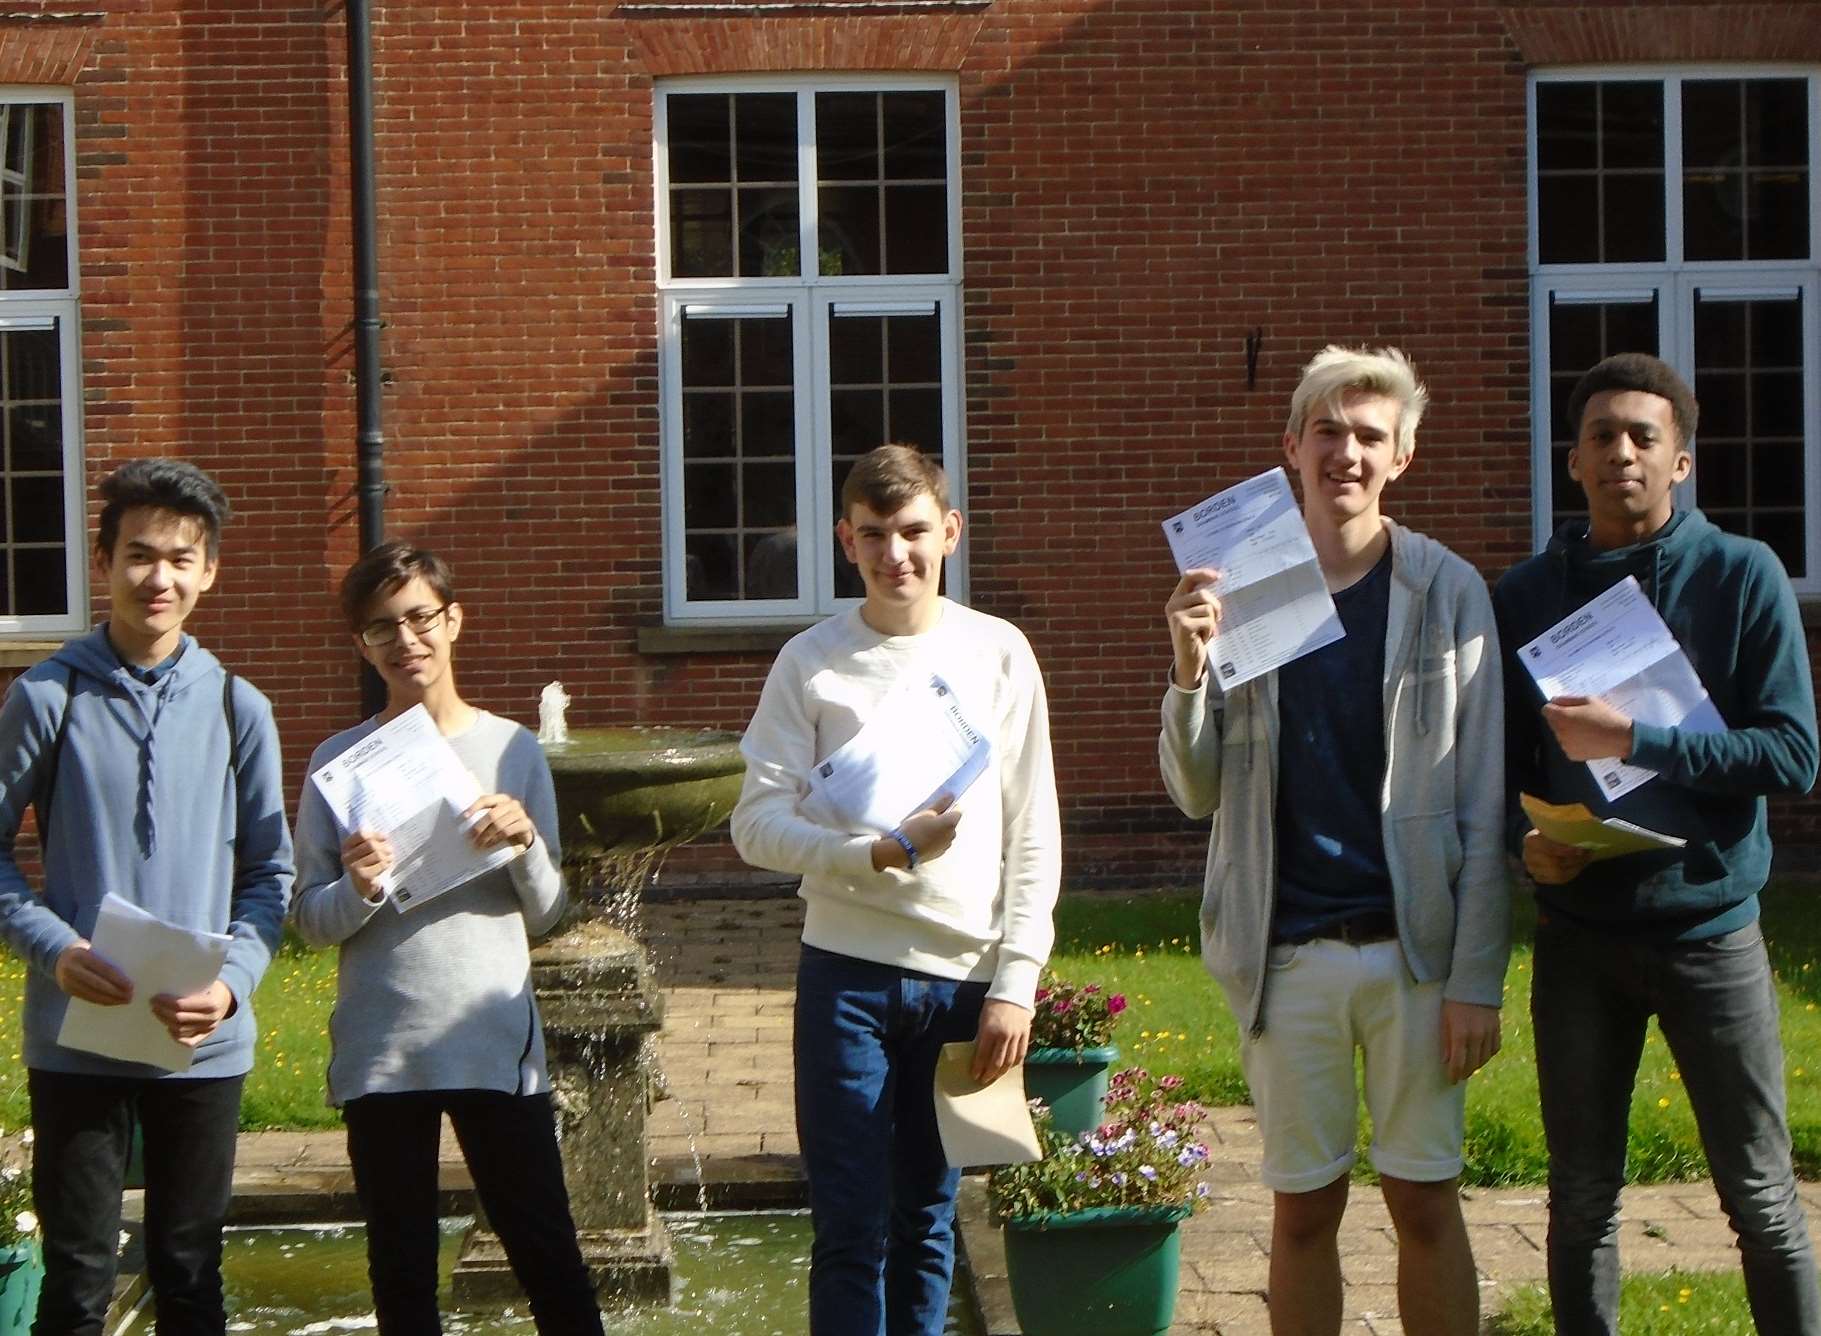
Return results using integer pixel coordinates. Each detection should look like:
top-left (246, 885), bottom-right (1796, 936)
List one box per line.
top-left (818, 762), bottom-right (834, 778)
top-left (1601, 770), bottom-right (1622, 789)
top-left (1171, 520), bottom-right (1185, 535)
top-left (1219, 662), bottom-right (1237, 680)
top-left (1527, 645), bottom-right (1542, 660)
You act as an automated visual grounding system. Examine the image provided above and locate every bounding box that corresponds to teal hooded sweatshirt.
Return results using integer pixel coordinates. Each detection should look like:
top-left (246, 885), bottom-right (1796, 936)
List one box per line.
top-left (0, 627), bottom-right (293, 1076)
top-left (1492, 509), bottom-right (1818, 939)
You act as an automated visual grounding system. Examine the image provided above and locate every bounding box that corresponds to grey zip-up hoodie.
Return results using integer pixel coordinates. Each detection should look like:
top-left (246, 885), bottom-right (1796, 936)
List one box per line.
top-left (1159, 521), bottom-right (1510, 1036)
top-left (0, 627), bottom-right (294, 1077)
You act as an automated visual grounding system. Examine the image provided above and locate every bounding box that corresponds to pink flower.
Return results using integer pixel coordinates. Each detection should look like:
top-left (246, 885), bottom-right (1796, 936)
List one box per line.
top-left (1052, 997), bottom-right (1073, 1014)
top-left (1158, 1074), bottom-right (1183, 1090)
top-left (1107, 995), bottom-right (1127, 1017)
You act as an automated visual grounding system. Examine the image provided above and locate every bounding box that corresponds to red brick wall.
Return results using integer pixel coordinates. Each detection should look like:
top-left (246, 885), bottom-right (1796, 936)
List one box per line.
top-left (0, 0), bottom-right (1816, 888)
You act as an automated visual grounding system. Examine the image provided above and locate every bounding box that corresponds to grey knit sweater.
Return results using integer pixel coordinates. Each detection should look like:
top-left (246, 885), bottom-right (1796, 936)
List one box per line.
top-left (291, 711), bottom-right (565, 1105)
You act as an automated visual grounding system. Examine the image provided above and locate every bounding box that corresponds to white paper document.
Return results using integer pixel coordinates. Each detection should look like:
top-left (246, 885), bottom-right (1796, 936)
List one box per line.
top-left (308, 704), bottom-right (520, 912)
top-left (1160, 467), bottom-right (1344, 689)
top-left (802, 672), bottom-right (990, 835)
top-left (57, 893), bottom-right (232, 1072)
top-left (1517, 576), bottom-right (1726, 802)
top-left (933, 1042), bottom-right (1042, 1169)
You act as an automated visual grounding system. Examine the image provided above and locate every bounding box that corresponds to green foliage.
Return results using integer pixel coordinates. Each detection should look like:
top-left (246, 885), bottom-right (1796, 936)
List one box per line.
top-left (0, 1126), bottom-right (31, 1248)
top-left (1047, 882), bottom-right (1821, 1188)
top-left (1029, 971), bottom-right (1127, 1050)
top-left (988, 1067), bottom-right (1211, 1222)
top-left (1491, 1270), bottom-right (1754, 1334)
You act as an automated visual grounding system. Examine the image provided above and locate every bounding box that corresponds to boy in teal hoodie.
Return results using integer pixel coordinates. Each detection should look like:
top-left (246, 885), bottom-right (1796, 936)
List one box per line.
top-left (0, 460), bottom-right (293, 1336)
top-left (1493, 354), bottom-right (1819, 1336)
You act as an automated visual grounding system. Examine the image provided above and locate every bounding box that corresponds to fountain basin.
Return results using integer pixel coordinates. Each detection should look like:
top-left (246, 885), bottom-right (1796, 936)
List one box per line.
top-left (540, 728), bottom-right (745, 856)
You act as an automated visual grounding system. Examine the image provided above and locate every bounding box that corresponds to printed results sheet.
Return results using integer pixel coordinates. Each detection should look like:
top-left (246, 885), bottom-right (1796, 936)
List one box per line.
top-left (308, 704), bottom-right (520, 912)
top-left (1161, 467), bottom-right (1343, 689)
top-left (801, 672), bottom-right (990, 835)
top-left (1516, 575), bottom-right (1725, 802)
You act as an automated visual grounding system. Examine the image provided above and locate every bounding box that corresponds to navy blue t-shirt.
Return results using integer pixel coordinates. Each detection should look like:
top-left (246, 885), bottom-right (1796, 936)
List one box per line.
top-left (1272, 545), bottom-right (1393, 942)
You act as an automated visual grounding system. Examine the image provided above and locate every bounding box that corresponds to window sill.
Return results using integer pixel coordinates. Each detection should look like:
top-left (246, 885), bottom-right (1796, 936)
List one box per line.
top-left (0, 640), bottom-right (63, 669)
top-left (637, 623), bottom-right (815, 656)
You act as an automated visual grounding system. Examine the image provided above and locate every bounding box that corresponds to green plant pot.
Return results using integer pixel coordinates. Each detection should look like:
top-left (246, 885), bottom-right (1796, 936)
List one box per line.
top-left (1003, 1205), bottom-right (1188, 1336)
top-left (1023, 1045), bottom-right (1119, 1137)
top-left (0, 1239), bottom-right (42, 1335)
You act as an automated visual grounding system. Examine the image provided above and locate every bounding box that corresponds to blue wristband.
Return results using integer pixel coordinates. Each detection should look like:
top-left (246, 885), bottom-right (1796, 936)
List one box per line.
top-left (889, 827), bottom-right (919, 870)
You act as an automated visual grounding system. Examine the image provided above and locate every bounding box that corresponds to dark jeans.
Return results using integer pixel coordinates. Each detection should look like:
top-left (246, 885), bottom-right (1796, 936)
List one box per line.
top-left (793, 944), bottom-right (987, 1336)
top-left (342, 1089), bottom-right (603, 1336)
top-left (29, 1068), bottom-right (244, 1336)
top-left (1532, 913), bottom-right (1821, 1336)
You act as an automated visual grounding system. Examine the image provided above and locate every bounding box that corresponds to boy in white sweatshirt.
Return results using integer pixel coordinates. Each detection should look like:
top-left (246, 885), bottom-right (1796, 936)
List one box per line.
top-left (732, 443), bottom-right (1061, 1336)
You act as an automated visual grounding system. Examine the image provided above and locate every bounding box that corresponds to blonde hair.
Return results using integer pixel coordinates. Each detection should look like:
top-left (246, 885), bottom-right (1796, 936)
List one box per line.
top-left (1285, 345), bottom-right (1428, 461)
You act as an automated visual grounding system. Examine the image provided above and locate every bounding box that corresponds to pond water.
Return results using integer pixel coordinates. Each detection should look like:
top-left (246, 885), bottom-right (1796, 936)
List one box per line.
top-left (119, 1214), bottom-right (982, 1335)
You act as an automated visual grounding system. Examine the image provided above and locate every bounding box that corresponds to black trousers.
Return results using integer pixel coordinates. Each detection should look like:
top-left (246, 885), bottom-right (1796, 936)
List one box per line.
top-left (342, 1089), bottom-right (603, 1336)
top-left (29, 1068), bottom-right (244, 1336)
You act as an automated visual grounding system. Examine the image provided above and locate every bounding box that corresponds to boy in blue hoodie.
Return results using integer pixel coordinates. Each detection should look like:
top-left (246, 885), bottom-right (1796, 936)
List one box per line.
top-left (1493, 354), bottom-right (1820, 1336)
top-left (0, 459), bottom-right (294, 1336)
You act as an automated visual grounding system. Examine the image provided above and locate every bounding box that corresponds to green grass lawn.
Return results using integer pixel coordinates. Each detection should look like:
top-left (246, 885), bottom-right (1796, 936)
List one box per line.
top-left (1490, 1271), bottom-right (1755, 1334)
top-left (0, 932), bottom-right (341, 1131)
top-left (1043, 878), bottom-right (1821, 1188)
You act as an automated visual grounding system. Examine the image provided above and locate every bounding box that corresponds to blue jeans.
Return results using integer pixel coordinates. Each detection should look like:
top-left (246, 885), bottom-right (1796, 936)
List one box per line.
top-left (1532, 913), bottom-right (1821, 1336)
top-left (793, 944), bottom-right (987, 1336)
top-left (29, 1069), bottom-right (244, 1336)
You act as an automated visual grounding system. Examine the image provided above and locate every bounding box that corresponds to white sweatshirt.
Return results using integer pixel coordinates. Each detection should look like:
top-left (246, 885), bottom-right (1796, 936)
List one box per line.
top-left (731, 600), bottom-right (1060, 1008)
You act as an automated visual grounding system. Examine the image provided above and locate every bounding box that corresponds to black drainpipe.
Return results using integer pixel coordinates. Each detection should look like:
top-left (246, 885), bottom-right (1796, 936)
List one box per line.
top-left (347, 0), bottom-right (387, 717)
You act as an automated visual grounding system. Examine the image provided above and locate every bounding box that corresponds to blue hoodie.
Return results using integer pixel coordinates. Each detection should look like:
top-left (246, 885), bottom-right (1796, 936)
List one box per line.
top-left (0, 626), bottom-right (294, 1077)
top-left (1493, 510), bottom-right (1818, 939)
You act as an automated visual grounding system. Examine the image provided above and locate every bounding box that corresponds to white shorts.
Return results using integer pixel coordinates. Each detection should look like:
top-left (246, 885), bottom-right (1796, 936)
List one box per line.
top-left (1237, 936), bottom-right (1465, 1194)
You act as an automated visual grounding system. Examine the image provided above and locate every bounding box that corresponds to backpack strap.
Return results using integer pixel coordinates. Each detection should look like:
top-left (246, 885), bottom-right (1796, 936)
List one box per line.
top-left (30, 666), bottom-right (78, 844)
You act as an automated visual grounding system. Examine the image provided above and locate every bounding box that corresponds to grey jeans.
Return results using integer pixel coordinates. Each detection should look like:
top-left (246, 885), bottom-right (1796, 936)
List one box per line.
top-left (1532, 911), bottom-right (1821, 1336)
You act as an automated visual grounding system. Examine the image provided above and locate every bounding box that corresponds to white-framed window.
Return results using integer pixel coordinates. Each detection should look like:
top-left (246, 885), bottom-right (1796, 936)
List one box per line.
top-left (655, 77), bottom-right (965, 623)
top-left (1528, 68), bottom-right (1821, 590)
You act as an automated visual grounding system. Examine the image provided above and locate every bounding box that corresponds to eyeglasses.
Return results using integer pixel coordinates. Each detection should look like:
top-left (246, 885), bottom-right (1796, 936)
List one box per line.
top-left (358, 605), bottom-right (448, 646)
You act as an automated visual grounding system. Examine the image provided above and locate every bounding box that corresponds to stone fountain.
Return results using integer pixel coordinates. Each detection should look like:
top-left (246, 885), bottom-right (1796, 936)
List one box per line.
top-left (451, 697), bottom-right (745, 1308)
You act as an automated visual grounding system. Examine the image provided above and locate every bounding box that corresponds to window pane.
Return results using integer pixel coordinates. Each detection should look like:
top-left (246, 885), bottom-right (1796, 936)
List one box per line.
top-left (12, 545), bottom-right (63, 615)
top-left (887, 314), bottom-right (941, 383)
top-left (8, 403), bottom-right (57, 473)
top-left (1536, 80), bottom-right (1665, 265)
top-left (10, 473), bottom-right (60, 543)
top-left (816, 93), bottom-right (877, 182)
top-left (738, 186), bottom-right (801, 278)
top-left (817, 91), bottom-right (949, 277)
top-left (829, 315), bottom-right (883, 384)
top-left (818, 185), bottom-right (880, 276)
top-left (1538, 176), bottom-right (1599, 265)
top-left (667, 93), bottom-right (801, 279)
top-left (667, 95), bottom-right (731, 184)
top-left (678, 312), bottom-right (799, 602)
top-left (1693, 292), bottom-right (1807, 576)
top-left (884, 186), bottom-right (948, 275)
top-left (670, 188), bottom-right (733, 278)
top-left (0, 104), bottom-right (68, 293)
top-left (888, 387), bottom-right (941, 452)
top-left (882, 91), bottom-right (946, 179)
top-left (734, 93), bottom-right (798, 183)
top-left (830, 387), bottom-right (885, 455)
top-left (1683, 79), bottom-right (1811, 262)
top-left (1602, 175), bottom-right (1666, 263)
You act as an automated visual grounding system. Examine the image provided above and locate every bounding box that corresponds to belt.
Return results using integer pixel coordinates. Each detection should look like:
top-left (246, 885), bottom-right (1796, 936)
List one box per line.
top-left (1284, 910), bottom-right (1398, 946)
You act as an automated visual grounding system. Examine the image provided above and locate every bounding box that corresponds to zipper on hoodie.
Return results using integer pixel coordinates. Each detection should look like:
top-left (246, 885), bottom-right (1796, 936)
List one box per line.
top-left (1250, 678), bottom-right (1279, 1040)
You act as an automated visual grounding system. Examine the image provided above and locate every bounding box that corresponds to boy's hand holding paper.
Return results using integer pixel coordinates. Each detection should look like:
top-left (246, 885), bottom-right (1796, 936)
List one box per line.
top-left (933, 1041), bottom-right (1042, 1169)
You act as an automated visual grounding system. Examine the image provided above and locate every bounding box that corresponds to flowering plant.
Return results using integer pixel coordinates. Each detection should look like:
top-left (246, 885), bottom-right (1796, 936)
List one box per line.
top-left (1029, 972), bottom-right (1127, 1051)
top-left (989, 1068), bottom-right (1213, 1222)
top-left (0, 1125), bottom-right (36, 1250)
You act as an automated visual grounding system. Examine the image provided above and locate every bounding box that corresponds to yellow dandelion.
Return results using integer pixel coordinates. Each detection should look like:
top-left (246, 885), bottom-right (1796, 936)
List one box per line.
top-left (1678, 1287), bottom-right (1692, 1304)
top-left (1657, 1097), bottom-right (1671, 1109)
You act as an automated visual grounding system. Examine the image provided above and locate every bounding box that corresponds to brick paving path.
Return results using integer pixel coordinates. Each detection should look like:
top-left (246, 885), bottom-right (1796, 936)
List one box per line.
top-left (234, 895), bottom-right (1821, 1335)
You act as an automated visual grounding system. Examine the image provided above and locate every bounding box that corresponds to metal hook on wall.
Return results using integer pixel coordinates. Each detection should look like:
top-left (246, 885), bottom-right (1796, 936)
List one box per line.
top-left (1245, 327), bottom-right (1263, 390)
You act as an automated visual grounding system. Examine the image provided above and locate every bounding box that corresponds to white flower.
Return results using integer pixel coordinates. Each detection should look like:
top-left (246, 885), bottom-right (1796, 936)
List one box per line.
top-left (19, 1130), bottom-right (31, 1146)
top-left (14, 1211), bottom-right (35, 1236)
